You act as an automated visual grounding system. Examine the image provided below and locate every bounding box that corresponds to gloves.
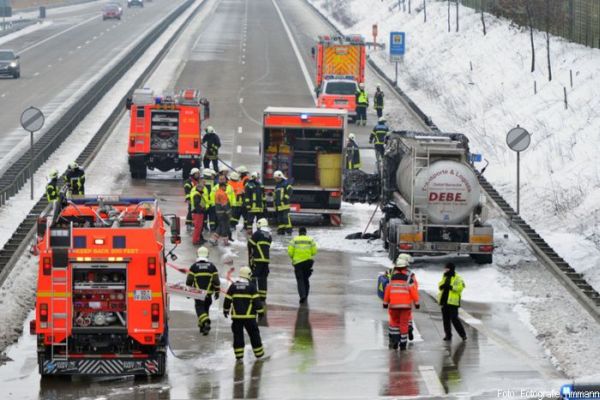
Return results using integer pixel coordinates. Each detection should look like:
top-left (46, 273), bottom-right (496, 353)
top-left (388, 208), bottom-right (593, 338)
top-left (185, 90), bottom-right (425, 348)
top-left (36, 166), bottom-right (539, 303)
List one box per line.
top-left (415, 304), bottom-right (420, 309)
top-left (440, 283), bottom-right (451, 290)
top-left (214, 291), bottom-right (220, 300)
top-left (223, 311), bottom-right (229, 319)
top-left (383, 303), bottom-right (388, 309)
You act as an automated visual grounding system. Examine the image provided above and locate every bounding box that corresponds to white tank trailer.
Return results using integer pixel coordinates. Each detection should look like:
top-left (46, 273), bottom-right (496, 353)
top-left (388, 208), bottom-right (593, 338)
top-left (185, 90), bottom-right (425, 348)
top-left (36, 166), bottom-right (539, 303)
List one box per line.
top-left (380, 131), bottom-right (494, 264)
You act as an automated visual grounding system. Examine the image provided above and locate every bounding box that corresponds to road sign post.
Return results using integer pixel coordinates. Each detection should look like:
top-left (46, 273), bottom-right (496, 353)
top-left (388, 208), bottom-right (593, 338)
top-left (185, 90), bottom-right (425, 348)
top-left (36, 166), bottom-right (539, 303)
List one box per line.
top-left (20, 107), bottom-right (45, 200)
top-left (506, 126), bottom-right (531, 215)
top-left (389, 32), bottom-right (405, 85)
top-left (372, 24), bottom-right (378, 47)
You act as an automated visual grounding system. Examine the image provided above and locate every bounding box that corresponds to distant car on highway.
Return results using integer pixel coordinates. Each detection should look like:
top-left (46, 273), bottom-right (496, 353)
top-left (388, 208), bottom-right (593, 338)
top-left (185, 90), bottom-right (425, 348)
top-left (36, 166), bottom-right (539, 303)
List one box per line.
top-left (102, 3), bottom-right (123, 20)
top-left (0, 49), bottom-right (20, 79)
top-left (127, 0), bottom-right (144, 7)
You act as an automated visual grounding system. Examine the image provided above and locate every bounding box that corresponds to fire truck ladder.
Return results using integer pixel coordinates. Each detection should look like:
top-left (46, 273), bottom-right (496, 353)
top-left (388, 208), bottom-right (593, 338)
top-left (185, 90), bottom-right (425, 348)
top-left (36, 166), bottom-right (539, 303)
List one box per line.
top-left (410, 146), bottom-right (430, 228)
top-left (49, 226), bottom-right (72, 361)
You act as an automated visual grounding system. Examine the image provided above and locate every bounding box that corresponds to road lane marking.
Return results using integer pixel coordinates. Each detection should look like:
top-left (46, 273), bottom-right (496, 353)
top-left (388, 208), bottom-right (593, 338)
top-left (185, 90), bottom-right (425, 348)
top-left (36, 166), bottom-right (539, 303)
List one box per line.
top-left (237, 126), bottom-right (243, 134)
top-left (20, 14), bottom-right (99, 54)
top-left (419, 366), bottom-right (445, 396)
top-left (33, 72), bottom-right (40, 76)
top-left (77, 45), bottom-right (82, 49)
top-left (239, 98), bottom-right (243, 104)
top-left (270, 0), bottom-right (317, 104)
top-left (241, 76), bottom-right (244, 81)
top-left (236, 145), bottom-right (242, 153)
top-left (47, 64), bottom-right (52, 68)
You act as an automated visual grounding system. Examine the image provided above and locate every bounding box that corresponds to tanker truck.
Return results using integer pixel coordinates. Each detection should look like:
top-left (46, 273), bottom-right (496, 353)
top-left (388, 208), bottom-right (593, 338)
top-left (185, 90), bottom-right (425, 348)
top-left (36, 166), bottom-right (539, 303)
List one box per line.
top-left (377, 131), bottom-right (494, 264)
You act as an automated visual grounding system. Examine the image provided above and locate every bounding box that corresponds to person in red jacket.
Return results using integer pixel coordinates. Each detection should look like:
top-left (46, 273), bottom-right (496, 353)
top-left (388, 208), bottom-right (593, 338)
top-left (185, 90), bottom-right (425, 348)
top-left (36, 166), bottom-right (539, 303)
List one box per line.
top-left (383, 258), bottom-right (420, 351)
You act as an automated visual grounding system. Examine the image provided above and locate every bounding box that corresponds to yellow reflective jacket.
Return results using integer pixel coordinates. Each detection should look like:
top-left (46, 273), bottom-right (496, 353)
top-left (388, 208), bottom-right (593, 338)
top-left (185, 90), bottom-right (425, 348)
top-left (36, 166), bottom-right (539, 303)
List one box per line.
top-left (437, 274), bottom-right (465, 307)
top-left (287, 235), bottom-right (318, 265)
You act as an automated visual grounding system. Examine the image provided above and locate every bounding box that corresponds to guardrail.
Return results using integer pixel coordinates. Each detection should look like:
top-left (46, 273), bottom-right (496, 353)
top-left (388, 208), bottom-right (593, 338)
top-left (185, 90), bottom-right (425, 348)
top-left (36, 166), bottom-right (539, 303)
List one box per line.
top-left (0, 19), bottom-right (37, 37)
top-left (303, 0), bottom-right (600, 323)
top-left (0, 0), bottom-right (207, 287)
top-left (0, 0), bottom-right (196, 208)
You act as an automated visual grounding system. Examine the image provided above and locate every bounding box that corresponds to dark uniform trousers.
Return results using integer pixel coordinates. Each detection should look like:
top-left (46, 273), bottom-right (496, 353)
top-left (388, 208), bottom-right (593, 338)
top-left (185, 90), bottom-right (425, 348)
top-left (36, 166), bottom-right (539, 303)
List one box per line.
top-left (252, 261), bottom-right (270, 302)
top-left (294, 260), bottom-right (314, 300)
top-left (442, 304), bottom-right (466, 339)
top-left (232, 319), bottom-right (263, 360)
top-left (195, 296), bottom-right (212, 328)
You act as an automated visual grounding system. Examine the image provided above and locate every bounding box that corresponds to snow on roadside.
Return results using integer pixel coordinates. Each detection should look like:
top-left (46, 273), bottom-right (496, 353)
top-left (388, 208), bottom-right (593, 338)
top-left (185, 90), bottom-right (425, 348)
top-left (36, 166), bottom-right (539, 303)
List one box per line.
top-left (0, 0), bottom-right (205, 357)
top-left (308, 0), bottom-right (600, 379)
top-left (0, 21), bottom-right (51, 45)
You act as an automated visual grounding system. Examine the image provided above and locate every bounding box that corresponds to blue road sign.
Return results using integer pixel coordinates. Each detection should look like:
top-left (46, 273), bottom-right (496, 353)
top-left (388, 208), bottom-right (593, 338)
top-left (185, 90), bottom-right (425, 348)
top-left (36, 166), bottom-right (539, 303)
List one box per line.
top-left (390, 32), bottom-right (405, 61)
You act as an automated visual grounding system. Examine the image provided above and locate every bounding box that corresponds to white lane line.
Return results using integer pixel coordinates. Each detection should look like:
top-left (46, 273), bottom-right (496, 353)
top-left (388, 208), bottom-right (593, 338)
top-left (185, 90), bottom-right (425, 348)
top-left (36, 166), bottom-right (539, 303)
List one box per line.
top-left (47, 64), bottom-right (52, 68)
top-left (77, 45), bottom-right (82, 49)
top-left (241, 76), bottom-right (245, 81)
top-left (20, 14), bottom-right (99, 54)
top-left (58, 57), bottom-right (63, 61)
top-left (236, 145), bottom-right (242, 153)
top-left (270, 0), bottom-right (317, 104)
top-left (237, 126), bottom-right (243, 134)
top-left (418, 365), bottom-right (445, 396)
top-left (33, 72), bottom-right (40, 76)
top-left (85, 40), bottom-right (90, 45)
top-left (239, 98), bottom-right (244, 104)
top-left (1, 93), bottom-right (5, 98)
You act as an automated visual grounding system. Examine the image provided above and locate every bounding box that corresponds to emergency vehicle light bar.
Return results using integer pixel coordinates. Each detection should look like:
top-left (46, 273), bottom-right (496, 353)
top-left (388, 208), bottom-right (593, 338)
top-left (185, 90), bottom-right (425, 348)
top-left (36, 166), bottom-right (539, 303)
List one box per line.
top-left (70, 197), bottom-right (156, 205)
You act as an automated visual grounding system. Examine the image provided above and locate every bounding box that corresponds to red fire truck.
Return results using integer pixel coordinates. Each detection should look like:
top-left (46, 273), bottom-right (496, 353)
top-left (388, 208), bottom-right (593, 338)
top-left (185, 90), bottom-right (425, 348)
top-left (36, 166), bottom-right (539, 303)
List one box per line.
top-left (128, 89), bottom-right (209, 179)
top-left (31, 196), bottom-right (180, 376)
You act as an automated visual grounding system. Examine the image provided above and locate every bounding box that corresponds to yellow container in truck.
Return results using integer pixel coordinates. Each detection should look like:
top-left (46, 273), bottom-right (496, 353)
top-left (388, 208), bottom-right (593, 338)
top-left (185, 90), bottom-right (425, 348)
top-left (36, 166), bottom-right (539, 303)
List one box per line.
top-left (318, 154), bottom-right (342, 188)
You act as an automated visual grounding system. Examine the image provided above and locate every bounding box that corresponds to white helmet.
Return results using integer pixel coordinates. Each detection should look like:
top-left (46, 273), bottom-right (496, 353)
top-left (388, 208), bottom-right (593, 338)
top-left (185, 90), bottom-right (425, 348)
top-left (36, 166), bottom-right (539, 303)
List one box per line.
top-left (237, 166), bottom-right (248, 174)
top-left (394, 258), bottom-right (409, 268)
top-left (397, 253), bottom-right (413, 264)
top-left (203, 169), bottom-right (214, 178)
top-left (348, 133), bottom-right (356, 140)
top-left (219, 165), bottom-right (229, 173)
top-left (376, 83), bottom-right (381, 89)
top-left (229, 172), bottom-right (240, 181)
top-left (250, 171), bottom-right (259, 179)
top-left (359, 83), bottom-right (365, 89)
top-left (206, 126), bottom-right (215, 133)
top-left (239, 266), bottom-right (253, 280)
top-left (378, 117), bottom-right (386, 123)
top-left (197, 246), bottom-right (209, 259)
top-left (273, 170), bottom-right (285, 179)
top-left (257, 218), bottom-right (269, 228)
top-left (69, 161), bottom-right (79, 169)
top-left (190, 167), bottom-right (201, 176)
top-left (49, 168), bottom-right (59, 179)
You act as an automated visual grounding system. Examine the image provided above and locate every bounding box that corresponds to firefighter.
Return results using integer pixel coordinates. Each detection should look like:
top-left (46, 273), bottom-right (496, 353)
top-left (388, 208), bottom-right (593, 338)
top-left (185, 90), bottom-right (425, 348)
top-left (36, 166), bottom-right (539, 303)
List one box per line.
top-left (383, 258), bottom-right (420, 351)
top-left (65, 162), bottom-right (85, 196)
top-left (355, 82), bottom-right (369, 126)
top-left (397, 253), bottom-right (418, 341)
top-left (186, 246), bottom-right (220, 335)
top-left (228, 172), bottom-right (245, 230)
top-left (248, 218), bottom-right (272, 302)
top-left (438, 262), bottom-right (467, 341)
top-left (219, 165), bottom-right (230, 180)
top-left (244, 172), bottom-right (265, 233)
top-left (202, 126), bottom-right (221, 172)
top-left (238, 166), bottom-right (250, 228)
top-left (46, 168), bottom-right (59, 203)
top-left (273, 170), bottom-right (293, 235)
top-left (190, 178), bottom-right (206, 245)
top-left (370, 117), bottom-right (389, 159)
top-left (211, 174), bottom-right (235, 245)
top-left (345, 133), bottom-right (361, 170)
top-left (184, 167), bottom-right (201, 229)
top-left (288, 227), bottom-right (318, 304)
top-left (374, 83), bottom-right (384, 118)
top-left (223, 266), bottom-right (265, 361)
top-left (202, 169), bottom-right (217, 233)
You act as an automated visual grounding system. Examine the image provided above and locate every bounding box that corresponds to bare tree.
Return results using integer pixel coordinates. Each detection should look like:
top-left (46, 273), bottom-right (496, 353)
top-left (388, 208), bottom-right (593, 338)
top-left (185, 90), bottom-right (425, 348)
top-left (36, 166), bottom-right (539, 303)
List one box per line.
top-left (545, 0), bottom-right (552, 81)
top-left (456, 0), bottom-right (459, 32)
top-left (423, 0), bottom-right (427, 22)
top-left (480, 0), bottom-right (486, 35)
top-left (525, 0), bottom-right (535, 72)
top-left (448, 0), bottom-right (451, 32)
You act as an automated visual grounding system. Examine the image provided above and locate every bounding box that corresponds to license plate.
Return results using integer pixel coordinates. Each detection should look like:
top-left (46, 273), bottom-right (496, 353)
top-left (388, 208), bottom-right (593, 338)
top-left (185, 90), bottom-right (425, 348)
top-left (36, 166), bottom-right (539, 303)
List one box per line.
top-left (334, 99), bottom-right (348, 105)
top-left (134, 290), bottom-right (152, 301)
top-left (435, 243), bottom-right (456, 251)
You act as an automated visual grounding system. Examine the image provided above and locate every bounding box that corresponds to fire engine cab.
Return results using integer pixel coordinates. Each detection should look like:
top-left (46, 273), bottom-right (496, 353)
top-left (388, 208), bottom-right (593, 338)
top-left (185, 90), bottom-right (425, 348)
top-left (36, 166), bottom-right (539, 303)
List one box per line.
top-left (31, 195), bottom-right (180, 376)
top-left (128, 88), bottom-right (209, 179)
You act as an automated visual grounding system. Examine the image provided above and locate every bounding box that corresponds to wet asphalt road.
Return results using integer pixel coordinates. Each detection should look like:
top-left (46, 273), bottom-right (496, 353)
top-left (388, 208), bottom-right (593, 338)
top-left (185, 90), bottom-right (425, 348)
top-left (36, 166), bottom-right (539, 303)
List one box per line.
top-left (0, 0), bottom-right (567, 398)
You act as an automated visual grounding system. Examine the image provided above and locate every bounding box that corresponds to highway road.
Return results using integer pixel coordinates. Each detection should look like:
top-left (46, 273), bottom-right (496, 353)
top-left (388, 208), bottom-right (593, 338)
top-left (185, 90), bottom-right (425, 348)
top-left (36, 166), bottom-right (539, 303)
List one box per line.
top-left (0, 0), bottom-right (187, 164)
top-left (0, 0), bottom-right (569, 398)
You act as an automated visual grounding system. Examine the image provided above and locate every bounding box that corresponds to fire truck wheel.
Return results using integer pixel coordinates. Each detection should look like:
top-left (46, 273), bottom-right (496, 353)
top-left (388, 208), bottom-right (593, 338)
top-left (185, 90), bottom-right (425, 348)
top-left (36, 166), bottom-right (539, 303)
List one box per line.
top-left (470, 253), bottom-right (493, 265)
top-left (155, 351), bottom-right (166, 377)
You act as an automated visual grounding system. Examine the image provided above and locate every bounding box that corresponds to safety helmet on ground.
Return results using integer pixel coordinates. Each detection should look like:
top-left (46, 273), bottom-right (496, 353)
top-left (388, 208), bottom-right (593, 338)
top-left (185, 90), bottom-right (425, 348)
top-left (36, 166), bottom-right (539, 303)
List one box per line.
top-left (273, 170), bottom-right (285, 179)
top-left (197, 246), bottom-right (209, 259)
top-left (394, 258), bottom-right (409, 268)
top-left (206, 126), bottom-right (215, 133)
top-left (49, 168), bottom-right (59, 179)
top-left (229, 172), bottom-right (240, 181)
top-left (239, 266), bottom-right (253, 280)
top-left (237, 166), bottom-right (248, 174)
top-left (397, 253), bottom-right (413, 264)
top-left (378, 116), bottom-right (386, 123)
top-left (203, 169), bottom-right (214, 177)
top-left (250, 171), bottom-right (259, 179)
top-left (190, 167), bottom-right (201, 176)
top-left (348, 133), bottom-right (356, 140)
top-left (69, 161), bottom-right (79, 169)
top-left (257, 218), bottom-right (269, 228)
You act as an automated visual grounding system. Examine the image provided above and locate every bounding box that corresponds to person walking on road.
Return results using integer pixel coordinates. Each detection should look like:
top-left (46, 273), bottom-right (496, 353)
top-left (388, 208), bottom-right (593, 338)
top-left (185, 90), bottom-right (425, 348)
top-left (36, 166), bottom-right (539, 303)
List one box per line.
top-left (370, 117), bottom-right (389, 160)
top-left (184, 167), bottom-right (201, 229)
top-left (202, 126), bottom-right (221, 172)
top-left (438, 262), bottom-right (467, 341)
top-left (189, 178), bottom-right (207, 245)
top-left (248, 218), bottom-right (272, 302)
top-left (374, 84), bottom-right (384, 118)
top-left (288, 227), bottom-right (318, 304)
top-left (355, 83), bottom-right (369, 126)
top-left (273, 170), bottom-right (293, 235)
top-left (186, 246), bottom-right (220, 335)
top-left (223, 266), bottom-right (266, 361)
top-left (345, 133), bottom-right (361, 170)
top-left (243, 172), bottom-right (266, 234)
top-left (383, 258), bottom-right (420, 351)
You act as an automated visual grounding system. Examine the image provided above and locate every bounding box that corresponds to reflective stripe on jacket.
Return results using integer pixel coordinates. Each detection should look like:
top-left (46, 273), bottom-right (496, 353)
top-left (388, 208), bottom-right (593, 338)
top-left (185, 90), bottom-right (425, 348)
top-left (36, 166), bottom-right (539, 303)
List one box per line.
top-left (248, 228), bottom-right (272, 263)
top-left (223, 279), bottom-right (265, 319)
top-left (287, 235), bottom-right (318, 265)
top-left (383, 270), bottom-right (419, 309)
top-left (274, 180), bottom-right (292, 211)
top-left (186, 260), bottom-right (220, 294)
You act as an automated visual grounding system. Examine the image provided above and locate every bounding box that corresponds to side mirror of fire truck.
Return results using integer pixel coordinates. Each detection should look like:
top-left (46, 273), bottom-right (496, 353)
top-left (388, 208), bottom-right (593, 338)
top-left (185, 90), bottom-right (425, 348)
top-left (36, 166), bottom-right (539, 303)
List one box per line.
top-left (125, 96), bottom-right (132, 111)
top-left (199, 98), bottom-right (210, 120)
top-left (170, 215), bottom-right (181, 244)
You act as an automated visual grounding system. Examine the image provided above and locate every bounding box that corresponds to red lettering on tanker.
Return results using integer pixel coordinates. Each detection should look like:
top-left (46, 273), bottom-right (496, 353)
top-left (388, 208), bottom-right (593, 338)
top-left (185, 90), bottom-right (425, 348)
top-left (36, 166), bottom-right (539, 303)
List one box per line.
top-left (422, 168), bottom-right (471, 203)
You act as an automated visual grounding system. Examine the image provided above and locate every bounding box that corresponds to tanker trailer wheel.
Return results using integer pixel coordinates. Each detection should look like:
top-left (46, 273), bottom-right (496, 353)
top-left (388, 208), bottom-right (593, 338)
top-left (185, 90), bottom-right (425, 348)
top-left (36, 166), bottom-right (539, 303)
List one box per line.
top-left (470, 253), bottom-right (493, 265)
